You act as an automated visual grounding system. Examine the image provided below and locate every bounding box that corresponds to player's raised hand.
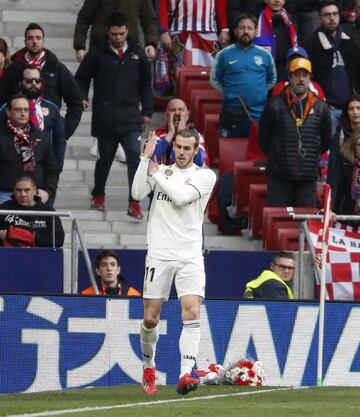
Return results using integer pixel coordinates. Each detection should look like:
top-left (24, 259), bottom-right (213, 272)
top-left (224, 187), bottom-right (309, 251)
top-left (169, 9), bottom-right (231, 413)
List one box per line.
top-left (142, 131), bottom-right (157, 159)
top-left (148, 158), bottom-right (159, 176)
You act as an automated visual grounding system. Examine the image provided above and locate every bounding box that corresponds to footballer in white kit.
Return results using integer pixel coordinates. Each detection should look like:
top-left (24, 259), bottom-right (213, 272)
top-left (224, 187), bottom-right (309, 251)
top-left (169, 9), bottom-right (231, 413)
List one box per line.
top-left (132, 128), bottom-right (216, 396)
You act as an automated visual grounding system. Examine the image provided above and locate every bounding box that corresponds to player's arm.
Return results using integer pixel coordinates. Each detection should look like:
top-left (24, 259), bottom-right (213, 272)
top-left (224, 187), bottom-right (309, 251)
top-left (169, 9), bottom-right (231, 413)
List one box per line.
top-left (151, 168), bottom-right (216, 207)
top-left (131, 131), bottom-right (156, 201)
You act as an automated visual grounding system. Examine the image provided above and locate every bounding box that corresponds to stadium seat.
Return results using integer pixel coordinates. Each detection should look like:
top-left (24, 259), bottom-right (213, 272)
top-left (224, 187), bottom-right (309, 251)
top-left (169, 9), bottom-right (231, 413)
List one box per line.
top-left (175, 68), bottom-right (213, 108)
top-left (190, 89), bottom-right (223, 133)
top-left (175, 66), bottom-right (210, 95)
top-left (232, 162), bottom-right (267, 217)
top-left (277, 228), bottom-right (301, 251)
top-left (248, 183), bottom-right (268, 240)
top-left (247, 121), bottom-right (267, 161)
top-left (262, 207), bottom-right (319, 251)
top-left (219, 137), bottom-right (249, 174)
top-left (203, 113), bottom-right (220, 168)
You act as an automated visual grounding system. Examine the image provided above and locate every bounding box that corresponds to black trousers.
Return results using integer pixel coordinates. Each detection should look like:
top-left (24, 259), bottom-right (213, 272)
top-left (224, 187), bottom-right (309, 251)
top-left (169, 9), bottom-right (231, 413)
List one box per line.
top-left (92, 131), bottom-right (141, 203)
top-left (267, 176), bottom-right (317, 208)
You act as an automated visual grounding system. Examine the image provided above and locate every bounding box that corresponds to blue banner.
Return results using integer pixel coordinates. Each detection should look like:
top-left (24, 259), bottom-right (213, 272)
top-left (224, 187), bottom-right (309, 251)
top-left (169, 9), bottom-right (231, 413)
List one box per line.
top-left (1, 295), bottom-right (360, 393)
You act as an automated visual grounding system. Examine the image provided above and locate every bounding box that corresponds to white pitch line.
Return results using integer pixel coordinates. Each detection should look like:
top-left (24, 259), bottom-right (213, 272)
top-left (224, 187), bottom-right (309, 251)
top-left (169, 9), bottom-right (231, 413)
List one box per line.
top-left (5, 387), bottom-right (302, 417)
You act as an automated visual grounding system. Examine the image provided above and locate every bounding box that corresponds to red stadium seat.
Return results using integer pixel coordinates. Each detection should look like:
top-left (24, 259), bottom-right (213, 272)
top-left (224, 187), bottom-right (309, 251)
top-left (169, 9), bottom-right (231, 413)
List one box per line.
top-left (248, 183), bottom-right (268, 240)
top-left (262, 207), bottom-right (318, 251)
top-left (190, 89), bottom-right (223, 133)
top-left (277, 228), bottom-right (301, 251)
top-left (203, 114), bottom-right (220, 168)
top-left (219, 138), bottom-right (249, 174)
top-left (232, 162), bottom-right (267, 217)
top-left (247, 121), bottom-right (267, 161)
top-left (175, 66), bottom-right (210, 95)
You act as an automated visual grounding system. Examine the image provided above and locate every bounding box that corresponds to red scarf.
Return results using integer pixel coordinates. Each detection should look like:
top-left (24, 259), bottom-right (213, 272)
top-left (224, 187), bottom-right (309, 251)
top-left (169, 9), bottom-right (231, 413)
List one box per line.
top-left (351, 158), bottom-right (360, 214)
top-left (28, 97), bottom-right (44, 129)
top-left (14, 48), bottom-right (48, 69)
top-left (256, 6), bottom-right (298, 59)
top-left (7, 119), bottom-right (37, 172)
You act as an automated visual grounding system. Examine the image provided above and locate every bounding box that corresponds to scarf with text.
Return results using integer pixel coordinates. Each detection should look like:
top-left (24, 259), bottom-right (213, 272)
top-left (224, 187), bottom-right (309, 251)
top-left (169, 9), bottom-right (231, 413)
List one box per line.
top-left (7, 119), bottom-right (36, 171)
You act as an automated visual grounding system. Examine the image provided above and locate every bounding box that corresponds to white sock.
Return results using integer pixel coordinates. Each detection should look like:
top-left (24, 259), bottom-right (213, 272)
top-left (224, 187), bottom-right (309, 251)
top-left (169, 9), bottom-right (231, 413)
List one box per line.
top-left (140, 321), bottom-right (159, 368)
top-left (179, 320), bottom-right (200, 378)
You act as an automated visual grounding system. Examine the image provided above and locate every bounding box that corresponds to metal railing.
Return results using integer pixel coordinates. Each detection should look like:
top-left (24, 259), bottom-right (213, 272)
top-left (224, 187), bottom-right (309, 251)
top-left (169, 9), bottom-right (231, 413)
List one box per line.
top-left (0, 209), bottom-right (99, 295)
top-left (290, 213), bottom-right (360, 298)
top-left (0, 209), bottom-right (71, 249)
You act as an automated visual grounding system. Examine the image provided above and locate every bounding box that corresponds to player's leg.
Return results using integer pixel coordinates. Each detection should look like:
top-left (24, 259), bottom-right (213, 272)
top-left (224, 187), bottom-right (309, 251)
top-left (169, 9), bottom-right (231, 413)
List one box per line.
top-left (175, 257), bottom-right (205, 394)
top-left (140, 256), bottom-right (174, 394)
top-left (140, 298), bottom-right (162, 395)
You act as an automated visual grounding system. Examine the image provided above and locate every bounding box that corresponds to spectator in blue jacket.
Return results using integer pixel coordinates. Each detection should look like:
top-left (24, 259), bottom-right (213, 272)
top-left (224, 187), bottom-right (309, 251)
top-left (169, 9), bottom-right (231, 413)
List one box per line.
top-left (210, 13), bottom-right (276, 138)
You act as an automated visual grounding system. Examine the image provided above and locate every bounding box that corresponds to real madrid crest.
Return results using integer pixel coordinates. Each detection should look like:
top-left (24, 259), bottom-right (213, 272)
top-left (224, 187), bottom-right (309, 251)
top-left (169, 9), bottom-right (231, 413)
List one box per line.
top-left (165, 168), bottom-right (173, 177)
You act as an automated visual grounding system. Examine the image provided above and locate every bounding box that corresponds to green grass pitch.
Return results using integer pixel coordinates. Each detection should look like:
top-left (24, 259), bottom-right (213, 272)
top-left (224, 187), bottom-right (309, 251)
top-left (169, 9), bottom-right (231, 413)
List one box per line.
top-left (1, 385), bottom-right (360, 417)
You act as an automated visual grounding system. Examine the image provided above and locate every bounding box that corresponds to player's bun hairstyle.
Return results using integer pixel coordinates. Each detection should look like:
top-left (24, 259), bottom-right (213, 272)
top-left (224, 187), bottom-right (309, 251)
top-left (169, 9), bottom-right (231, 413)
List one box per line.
top-left (95, 249), bottom-right (120, 268)
top-left (175, 128), bottom-right (200, 148)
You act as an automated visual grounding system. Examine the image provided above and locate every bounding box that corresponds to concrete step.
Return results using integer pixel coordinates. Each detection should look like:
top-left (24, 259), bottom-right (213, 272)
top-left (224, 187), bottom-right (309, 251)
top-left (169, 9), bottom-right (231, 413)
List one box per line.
top-left (54, 195), bottom-right (148, 211)
top-left (64, 232), bottom-right (119, 247)
top-left (0, 0), bottom-right (81, 11)
top-left (1, 21), bottom-right (76, 40)
top-left (2, 10), bottom-right (77, 25)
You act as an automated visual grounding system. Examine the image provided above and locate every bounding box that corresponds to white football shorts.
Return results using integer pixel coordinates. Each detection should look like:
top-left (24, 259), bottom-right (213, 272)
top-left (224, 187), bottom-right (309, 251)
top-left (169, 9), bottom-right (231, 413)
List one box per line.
top-left (142, 255), bottom-right (205, 301)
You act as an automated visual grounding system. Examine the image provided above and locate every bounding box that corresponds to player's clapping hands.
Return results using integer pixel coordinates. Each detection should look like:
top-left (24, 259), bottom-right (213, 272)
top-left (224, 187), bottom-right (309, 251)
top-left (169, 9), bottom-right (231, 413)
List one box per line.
top-left (142, 131), bottom-right (157, 158)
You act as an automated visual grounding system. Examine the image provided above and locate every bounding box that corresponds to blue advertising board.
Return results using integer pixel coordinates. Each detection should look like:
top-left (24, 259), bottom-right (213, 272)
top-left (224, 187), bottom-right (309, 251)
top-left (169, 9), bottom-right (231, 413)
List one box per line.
top-left (0, 295), bottom-right (359, 393)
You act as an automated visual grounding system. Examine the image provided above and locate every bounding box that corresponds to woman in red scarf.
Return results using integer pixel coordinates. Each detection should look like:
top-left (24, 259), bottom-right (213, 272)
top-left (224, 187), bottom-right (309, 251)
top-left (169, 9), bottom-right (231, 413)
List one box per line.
top-left (331, 129), bottom-right (360, 219)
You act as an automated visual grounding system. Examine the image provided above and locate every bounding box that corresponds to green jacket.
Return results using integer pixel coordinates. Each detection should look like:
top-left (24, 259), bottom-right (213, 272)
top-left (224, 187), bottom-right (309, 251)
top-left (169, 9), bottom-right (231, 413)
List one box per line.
top-left (244, 270), bottom-right (294, 300)
top-left (73, 0), bottom-right (159, 50)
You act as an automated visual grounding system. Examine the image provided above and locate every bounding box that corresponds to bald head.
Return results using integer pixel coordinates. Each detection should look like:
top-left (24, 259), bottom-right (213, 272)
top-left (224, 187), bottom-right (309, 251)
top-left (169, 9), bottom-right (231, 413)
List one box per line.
top-left (166, 98), bottom-right (189, 128)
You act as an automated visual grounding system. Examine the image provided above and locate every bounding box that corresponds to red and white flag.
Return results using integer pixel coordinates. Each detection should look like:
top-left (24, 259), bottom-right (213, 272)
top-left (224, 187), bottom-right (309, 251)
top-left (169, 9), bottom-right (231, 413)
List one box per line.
top-left (308, 220), bottom-right (360, 300)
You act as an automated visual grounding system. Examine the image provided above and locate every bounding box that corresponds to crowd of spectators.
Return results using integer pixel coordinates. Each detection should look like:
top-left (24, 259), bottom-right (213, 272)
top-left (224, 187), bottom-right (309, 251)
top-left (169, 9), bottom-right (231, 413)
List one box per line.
top-left (1, 1), bottom-right (360, 295)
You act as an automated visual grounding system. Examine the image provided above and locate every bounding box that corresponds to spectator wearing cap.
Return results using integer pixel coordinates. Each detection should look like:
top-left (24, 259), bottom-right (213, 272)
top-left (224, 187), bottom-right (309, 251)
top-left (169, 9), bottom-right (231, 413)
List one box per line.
top-left (304, 0), bottom-right (360, 134)
top-left (0, 38), bottom-right (10, 79)
top-left (343, 0), bottom-right (360, 48)
top-left (259, 57), bottom-right (332, 207)
top-left (272, 46), bottom-right (325, 99)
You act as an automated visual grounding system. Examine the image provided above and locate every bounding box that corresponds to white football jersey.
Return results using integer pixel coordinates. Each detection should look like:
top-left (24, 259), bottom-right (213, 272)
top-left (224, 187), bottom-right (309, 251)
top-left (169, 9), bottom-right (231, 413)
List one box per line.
top-left (134, 161), bottom-right (216, 260)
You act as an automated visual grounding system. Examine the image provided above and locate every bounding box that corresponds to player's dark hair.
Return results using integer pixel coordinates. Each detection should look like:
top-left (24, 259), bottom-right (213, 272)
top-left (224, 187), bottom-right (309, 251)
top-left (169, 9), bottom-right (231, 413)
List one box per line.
top-left (95, 250), bottom-right (120, 268)
top-left (25, 23), bottom-right (45, 38)
top-left (234, 13), bottom-right (257, 28)
top-left (175, 128), bottom-right (200, 148)
top-left (107, 12), bottom-right (128, 28)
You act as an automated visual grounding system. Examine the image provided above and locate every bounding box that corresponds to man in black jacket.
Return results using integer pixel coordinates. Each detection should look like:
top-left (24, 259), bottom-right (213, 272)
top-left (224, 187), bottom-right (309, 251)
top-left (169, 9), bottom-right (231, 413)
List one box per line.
top-left (75, 12), bottom-right (153, 218)
top-left (0, 175), bottom-right (64, 247)
top-left (0, 94), bottom-right (59, 206)
top-left (304, 0), bottom-right (360, 133)
top-left (259, 57), bottom-right (332, 207)
top-left (0, 23), bottom-right (83, 140)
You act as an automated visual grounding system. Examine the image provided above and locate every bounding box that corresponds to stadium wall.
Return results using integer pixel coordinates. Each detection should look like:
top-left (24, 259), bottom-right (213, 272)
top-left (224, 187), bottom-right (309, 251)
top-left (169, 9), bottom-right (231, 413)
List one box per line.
top-left (0, 295), bottom-right (359, 393)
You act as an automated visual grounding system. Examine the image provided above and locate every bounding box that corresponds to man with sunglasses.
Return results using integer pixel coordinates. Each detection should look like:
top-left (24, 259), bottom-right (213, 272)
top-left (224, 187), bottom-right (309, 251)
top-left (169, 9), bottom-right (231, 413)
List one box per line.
top-left (0, 65), bottom-right (66, 172)
top-left (244, 251), bottom-right (295, 299)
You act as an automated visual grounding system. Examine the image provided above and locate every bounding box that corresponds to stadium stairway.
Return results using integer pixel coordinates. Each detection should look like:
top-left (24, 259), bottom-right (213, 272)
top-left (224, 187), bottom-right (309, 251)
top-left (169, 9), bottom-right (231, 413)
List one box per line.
top-left (0, 0), bottom-right (261, 250)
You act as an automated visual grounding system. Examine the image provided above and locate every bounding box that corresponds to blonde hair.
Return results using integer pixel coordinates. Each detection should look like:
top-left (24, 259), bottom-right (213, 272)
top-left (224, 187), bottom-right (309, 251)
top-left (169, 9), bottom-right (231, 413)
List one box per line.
top-left (340, 128), bottom-right (360, 163)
